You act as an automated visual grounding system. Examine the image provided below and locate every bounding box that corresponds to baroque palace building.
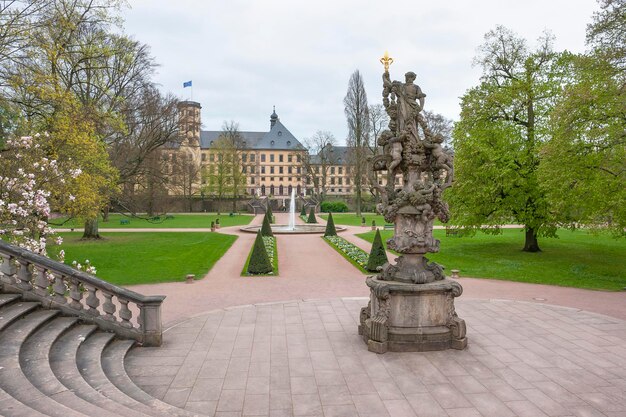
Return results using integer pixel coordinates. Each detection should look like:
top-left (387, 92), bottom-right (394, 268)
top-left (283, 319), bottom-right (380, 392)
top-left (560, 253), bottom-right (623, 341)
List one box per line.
top-left (171, 100), bottom-right (379, 200)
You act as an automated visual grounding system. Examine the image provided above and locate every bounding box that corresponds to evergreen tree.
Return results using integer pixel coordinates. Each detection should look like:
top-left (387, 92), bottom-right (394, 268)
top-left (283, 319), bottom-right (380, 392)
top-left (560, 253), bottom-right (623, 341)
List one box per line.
top-left (261, 212), bottom-right (274, 237)
top-left (307, 207), bottom-right (318, 224)
top-left (266, 203), bottom-right (274, 224)
top-left (367, 230), bottom-right (388, 272)
top-left (247, 231), bottom-right (272, 274)
top-left (324, 212), bottom-right (337, 236)
top-left (300, 204), bottom-right (306, 217)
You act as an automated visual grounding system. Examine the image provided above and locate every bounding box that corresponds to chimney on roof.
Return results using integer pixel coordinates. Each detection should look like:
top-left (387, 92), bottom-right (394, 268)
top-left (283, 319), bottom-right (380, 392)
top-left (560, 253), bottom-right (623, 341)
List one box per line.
top-left (270, 106), bottom-right (278, 129)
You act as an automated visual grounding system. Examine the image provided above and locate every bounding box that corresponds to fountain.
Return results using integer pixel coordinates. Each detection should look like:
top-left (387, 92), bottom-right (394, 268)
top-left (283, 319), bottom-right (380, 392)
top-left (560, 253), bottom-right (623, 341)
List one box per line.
top-left (358, 53), bottom-right (467, 353)
top-left (240, 191), bottom-right (346, 234)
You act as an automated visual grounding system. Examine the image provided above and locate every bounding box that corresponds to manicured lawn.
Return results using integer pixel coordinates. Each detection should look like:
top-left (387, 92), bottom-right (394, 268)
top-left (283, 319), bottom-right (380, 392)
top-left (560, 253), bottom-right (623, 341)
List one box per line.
top-left (321, 213), bottom-right (441, 227)
top-left (356, 229), bottom-right (626, 291)
top-left (48, 232), bottom-right (237, 285)
top-left (49, 213), bottom-right (253, 229)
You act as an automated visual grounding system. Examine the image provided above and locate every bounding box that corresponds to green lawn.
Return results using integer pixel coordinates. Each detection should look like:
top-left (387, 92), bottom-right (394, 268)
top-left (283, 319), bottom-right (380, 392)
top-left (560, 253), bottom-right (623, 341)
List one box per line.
top-left (48, 232), bottom-right (237, 285)
top-left (321, 213), bottom-right (442, 227)
top-left (49, 213), bottom-right (253, 229)
top-left (356, 229), bottom-right (626, 291)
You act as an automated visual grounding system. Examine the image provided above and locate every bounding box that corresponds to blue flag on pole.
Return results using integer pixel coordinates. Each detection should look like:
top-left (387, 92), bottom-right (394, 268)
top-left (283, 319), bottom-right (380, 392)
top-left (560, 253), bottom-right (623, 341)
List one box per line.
top-left (183, 80), bottom-right (192, 88)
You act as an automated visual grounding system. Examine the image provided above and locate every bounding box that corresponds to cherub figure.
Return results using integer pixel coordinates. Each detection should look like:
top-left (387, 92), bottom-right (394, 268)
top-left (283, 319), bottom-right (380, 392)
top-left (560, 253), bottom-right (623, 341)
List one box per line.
top-left (387, 131), bottom-right (407, 174)
top-left (424, 133), bottom-right (453, 175)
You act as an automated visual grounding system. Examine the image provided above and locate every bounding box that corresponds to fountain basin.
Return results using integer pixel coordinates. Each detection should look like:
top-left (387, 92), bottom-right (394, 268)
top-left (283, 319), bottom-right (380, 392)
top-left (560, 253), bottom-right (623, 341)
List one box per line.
top-left (240, 224), bottom-right (346, 234)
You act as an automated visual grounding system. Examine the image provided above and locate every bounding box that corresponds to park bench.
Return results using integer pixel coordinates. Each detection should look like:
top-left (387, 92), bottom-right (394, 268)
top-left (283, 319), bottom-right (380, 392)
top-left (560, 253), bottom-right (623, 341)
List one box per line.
top-left (445, 226), bottom-right (462, 237)
top-left (119, 219), bottom-right (130, 225)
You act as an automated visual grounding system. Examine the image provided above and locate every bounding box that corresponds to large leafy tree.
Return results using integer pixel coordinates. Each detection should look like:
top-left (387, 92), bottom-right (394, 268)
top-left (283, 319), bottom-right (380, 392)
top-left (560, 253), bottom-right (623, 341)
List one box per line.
top-left (540, 0), bottom-right (625, 236)
top-left (448, 26), bottom-right (561, 252)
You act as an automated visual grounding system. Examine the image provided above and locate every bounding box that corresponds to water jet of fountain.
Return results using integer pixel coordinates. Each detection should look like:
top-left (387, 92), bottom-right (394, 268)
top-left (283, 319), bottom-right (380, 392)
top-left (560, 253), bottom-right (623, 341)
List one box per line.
top-left (288, 188), bottom-right (296, 231)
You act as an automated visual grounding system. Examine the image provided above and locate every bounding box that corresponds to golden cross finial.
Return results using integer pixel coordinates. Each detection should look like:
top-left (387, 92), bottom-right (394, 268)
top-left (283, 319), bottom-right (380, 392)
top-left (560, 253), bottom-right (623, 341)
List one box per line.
top-left (380, 51), bottom-right (394, 72)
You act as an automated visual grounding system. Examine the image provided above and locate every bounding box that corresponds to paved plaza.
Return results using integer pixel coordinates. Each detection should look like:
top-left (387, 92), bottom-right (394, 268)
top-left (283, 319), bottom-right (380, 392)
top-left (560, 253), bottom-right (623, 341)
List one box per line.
top-left (120, 213), bottom-right (626, 417)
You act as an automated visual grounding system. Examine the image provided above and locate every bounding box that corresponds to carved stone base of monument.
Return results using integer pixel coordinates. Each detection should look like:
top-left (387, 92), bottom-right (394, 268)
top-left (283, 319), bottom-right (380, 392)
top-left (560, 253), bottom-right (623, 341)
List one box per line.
top-left (359, 276), bottom-right (467, 353)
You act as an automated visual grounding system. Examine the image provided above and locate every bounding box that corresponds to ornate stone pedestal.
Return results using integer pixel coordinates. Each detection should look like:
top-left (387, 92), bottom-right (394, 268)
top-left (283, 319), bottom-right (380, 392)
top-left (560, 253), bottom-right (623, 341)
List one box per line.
top-left (359, 276), bottom-right (467, 353)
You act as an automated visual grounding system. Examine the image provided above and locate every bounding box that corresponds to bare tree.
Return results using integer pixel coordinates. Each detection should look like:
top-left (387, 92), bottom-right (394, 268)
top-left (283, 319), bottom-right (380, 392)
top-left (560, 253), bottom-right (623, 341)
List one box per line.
top-left (108, 86), bottom-right (179, 215)
top-left (204, 121), bottom-right (247, 214)
top-left (368, 104), bottom-right (389, 153)
top-left (344, 70), bottom-right (370, 216)
top-left (303, 131), bottom-right (338, 201)
top-left (423, 110), bottom-right (453, 148)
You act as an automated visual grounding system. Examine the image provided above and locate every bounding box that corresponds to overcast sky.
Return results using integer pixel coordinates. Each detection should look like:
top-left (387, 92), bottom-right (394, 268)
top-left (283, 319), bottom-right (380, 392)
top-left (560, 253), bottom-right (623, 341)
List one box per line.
top-left (122, 0), bottom-right (599, 145)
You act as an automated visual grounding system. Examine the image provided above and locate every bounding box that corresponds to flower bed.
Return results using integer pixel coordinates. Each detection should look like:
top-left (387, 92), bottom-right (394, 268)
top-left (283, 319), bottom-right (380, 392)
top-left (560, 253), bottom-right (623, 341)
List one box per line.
top-left (241, 236), bottom-right (278, 276)
top-left (322, 236), bottom-right (369, 274)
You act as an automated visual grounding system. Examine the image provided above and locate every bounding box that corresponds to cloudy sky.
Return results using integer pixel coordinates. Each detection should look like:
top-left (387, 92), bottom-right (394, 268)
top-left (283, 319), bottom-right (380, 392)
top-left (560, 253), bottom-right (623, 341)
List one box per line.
top-left (122, 0), bottom-right (599, 145)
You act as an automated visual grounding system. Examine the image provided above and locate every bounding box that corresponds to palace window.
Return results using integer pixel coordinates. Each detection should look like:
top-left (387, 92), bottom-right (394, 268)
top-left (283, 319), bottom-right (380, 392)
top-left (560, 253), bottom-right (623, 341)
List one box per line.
top-left (279, 167), bottom-right (283, 174)
top-left (331, 167), bottom-right (335, 175)
top-left (339, 167), bottom-right (343, 175)
top-left (297, 155), bottom-right (301, 163)
top-left (270, 154), bottom-right (275, 162)
top-left (261, 154), bottom-right (266, 162)
top-left (242, 153), bottom-right (247, 163)
top-left (250, 154), bottom-right (256, 162)
top-left (261, 166), bottom-right (266, 174)
top-left (250, 166), bottom-right (255, 174)
top-left (288, 166), bottom-right (292, 174)
top-left (201, 153), bottom-right (206, 161)
top-left (338, 177), bottom-right (342, 185)
top-left (279, 154), bottom-right (283, 162)
top-left (288, 154), bottom-right (292, 163)
top-left (261, 185), bottom-right (266, 195)
top-left (297, 167), bottom-right (301, 174)
top-left (270, 167), bottom-right (275, 174)
top-left (210, 154), bottom-right (215, 162)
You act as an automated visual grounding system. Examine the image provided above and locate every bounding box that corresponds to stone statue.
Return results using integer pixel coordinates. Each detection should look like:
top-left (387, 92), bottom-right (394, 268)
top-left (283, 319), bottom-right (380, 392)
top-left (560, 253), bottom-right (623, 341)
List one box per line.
top-left (359, 53), bottom-right (467, 353)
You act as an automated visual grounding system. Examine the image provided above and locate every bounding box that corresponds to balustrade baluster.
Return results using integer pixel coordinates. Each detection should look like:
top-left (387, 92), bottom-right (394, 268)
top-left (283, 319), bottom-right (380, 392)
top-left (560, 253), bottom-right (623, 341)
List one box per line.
top-left (85, 285), bottom-right (100, 316)
top-left (0, 254), bottom-right (16, 284)
top-left (16, 260), bottom-right (32, 291)
top-left (52, 273), bottom-right (67, 304)
top-left (33, 266), bottom-right (49, 297)
top-left (118, 299), bottom-right (133, 328)
top-left (102, 291), bottom-right (116, 322)
top-left (69, 280), bottom-right (83, 311)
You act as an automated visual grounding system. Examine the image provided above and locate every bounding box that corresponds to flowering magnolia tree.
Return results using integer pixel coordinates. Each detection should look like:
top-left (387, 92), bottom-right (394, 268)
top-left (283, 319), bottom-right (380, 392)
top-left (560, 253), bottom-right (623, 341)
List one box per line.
top-left (0, 135), bottom-right (96, 274)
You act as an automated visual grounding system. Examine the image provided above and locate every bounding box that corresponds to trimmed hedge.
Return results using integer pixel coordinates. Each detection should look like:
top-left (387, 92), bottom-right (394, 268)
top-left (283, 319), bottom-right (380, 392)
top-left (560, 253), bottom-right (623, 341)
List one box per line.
top-left (307, 207), bottom-right (318, 224)
top-left (261, 212), bottom-right (274, 237)
top-left (367, 229), bottom-right (388, 272)
top-left (320, 201), bottom-right (349, 213)
top-left (247, 231), bottom-right (273, 274)
top-left (324, 212), bottom-right (337, 237)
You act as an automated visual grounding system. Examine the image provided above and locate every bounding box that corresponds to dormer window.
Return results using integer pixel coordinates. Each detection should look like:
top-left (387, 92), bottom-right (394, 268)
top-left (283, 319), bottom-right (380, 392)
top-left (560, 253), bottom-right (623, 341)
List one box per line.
top-left (271, 140), bottom-right (275, 146)
top-left (210, 141), bottom-right (214, 146)
top-left (278, 131), bottom-right (282, 136)
top-left (287, 141), bottom-right (291, 147)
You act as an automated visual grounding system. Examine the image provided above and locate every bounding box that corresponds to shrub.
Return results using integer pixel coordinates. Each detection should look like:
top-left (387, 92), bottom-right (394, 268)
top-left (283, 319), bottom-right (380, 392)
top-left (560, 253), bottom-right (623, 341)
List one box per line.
top-left (367, 229), bottom-right (388, 272)
top-left (261, 212), bottom-right (274, 237)
top-left (266, 204), bottom-right (274, 224)
top-left (210, 221), bottom-right (215, 228)
top-left (320, 201), bottom-right (349, 213)
top-left (307, 207), bottom-right (318, 224)
top-left (324, 212), bottom-right (337, 236)
top-left (361, 217), bottom-right (366, 225)
top-left (372, 220), bottom-right (376, 227)
top-left (248, 231), bottom-right (273, 274)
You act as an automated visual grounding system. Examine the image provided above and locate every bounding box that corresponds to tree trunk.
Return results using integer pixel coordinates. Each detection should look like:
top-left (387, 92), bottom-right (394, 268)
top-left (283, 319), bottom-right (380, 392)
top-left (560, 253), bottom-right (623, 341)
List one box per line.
top-left (102, 205), bottom-right (110, 222)
top-left (522, 227), bottom-right (541, 252)
top-left (82, 218), bottom-right (101, 239)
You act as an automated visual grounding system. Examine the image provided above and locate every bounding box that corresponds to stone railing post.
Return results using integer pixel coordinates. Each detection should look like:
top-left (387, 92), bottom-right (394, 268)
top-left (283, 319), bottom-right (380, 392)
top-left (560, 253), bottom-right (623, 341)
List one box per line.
top-left (139, 300), bottom-right (163, 347)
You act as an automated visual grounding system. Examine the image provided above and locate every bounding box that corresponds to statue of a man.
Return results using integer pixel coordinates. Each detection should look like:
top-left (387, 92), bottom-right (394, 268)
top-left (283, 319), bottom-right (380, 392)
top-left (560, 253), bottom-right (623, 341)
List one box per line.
top-left (383, 71), bottom-right (426, 138)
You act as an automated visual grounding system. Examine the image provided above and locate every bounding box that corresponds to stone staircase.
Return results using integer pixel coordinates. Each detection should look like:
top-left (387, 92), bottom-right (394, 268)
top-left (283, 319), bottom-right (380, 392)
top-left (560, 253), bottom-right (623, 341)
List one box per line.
top-left (0, 292), bottom-right (207, 417)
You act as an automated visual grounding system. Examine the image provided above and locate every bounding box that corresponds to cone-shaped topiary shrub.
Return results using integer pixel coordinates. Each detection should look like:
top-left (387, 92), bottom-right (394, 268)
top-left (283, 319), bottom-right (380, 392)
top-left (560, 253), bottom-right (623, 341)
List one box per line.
top-left (367, 229), bottom-right (388, 272)
top-left (324, 212), bottom-right (337, 236)
top-left (261, 212), bottom-right (274, 237)
top-left (248, 230), bottom-right (273, 274)
top-left (300, 204), bottom-right (306, 216)
top-left (307, 207), bottom-right (317, 224)
top-left (266, 204), bottom-right (274, 224)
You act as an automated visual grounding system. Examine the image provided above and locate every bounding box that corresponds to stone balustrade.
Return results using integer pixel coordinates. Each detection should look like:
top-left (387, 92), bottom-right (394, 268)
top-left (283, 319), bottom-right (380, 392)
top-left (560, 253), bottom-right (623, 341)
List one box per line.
top-left (0, 239), bottom-right (165, 346)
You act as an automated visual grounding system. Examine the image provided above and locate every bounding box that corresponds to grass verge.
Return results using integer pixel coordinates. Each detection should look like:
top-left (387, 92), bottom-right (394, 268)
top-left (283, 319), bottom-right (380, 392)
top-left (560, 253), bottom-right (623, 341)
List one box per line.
top-left (322, 236), bottom-right (369, 274)
top-left (48, 232), bottom-right (237, 286)
top-left (241, 236), bottom-right (278, 276)
top-left (320, 213), bottom-right (443, 228)
top-left (49, 213), bottom-right (253, 229)
top-left (356, 228), bottom-right (626, 291)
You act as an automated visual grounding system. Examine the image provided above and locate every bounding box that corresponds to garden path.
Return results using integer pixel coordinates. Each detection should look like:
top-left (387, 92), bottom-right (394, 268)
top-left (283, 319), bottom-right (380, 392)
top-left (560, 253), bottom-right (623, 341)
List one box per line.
top-left (125, 213), bottom-right (626, 327)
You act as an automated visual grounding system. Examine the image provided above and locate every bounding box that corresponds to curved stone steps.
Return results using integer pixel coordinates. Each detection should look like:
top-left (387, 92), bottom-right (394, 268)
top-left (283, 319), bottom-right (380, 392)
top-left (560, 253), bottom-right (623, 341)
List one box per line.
top-left (0, 306), bottom-right (87, 417)
top-left (46, 325), bottom-right (129, 417)
top-left (101, 340), bottom-right (204, 417)
top-left (44, 324), bottom-right (152, 417)
top-left (0, 393), bottom-right (50, 417)
top-left (0, 293), bottom-right (21, 308)
top-left (76, 331), bottom-right (200, 417)
top-left (0, 301), bottom-right (40, 332)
